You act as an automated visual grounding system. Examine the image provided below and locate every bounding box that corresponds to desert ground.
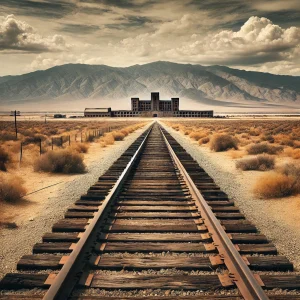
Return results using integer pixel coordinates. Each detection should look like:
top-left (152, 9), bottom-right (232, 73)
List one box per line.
top-left (161, 118), bottom-right (300, 270)
top-left (0, 117), bottom-right (151, 278)
top-left (1, 115), bottom-right (300, 279)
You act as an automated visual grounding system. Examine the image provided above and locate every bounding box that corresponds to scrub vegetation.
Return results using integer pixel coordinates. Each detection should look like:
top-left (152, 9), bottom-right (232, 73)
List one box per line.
top-left (165, 119), bottom-right (300, 199)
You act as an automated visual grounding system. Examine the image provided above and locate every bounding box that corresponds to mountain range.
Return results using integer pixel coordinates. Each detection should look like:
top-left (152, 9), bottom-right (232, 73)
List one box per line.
top-left (0, 61), bottom-right (299, 111)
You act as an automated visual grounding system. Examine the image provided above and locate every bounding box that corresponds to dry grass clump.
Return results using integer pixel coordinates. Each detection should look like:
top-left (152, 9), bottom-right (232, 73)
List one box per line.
top-left (254, 173), bottom-right (298, 198)
top-left (98, 123), bottom-right (146, 147)
top-left (210, 134), bottom-right (238, 152)
top-left (0, 147), bottom-right (10, 171)
top-left (236, 155), bottom-right (275, 171)
top-left (284, 148), bottom-right (300, 159)
top-left (247, 142), bottom-right (282, 155)
top-left (261, 135), bottom-right (274, 143)
top-left (112, 131), bottom-right (125, 141)
top-left (71, 143), bottom-right (89, 153)
top-left (199, 137), bottom-right (210, 145)
top-left (254, 163), bottom-right (300, 198)
top-left (0, 132), bottom-right (16, 142)
top-left (0, 174), bottom-right (27, 203)
top-left (120, 129), bottom-right (129, 137)
top-left (248, 127), bottom-right (261, 136)
top-left (34, 149), bottom-right (86, 173)
top-left (23, 134), bottom-right (47, 145)
top-left (189, 131), bottom-right (206, 141)
top-left (100, 132), bottom-right (115, 147)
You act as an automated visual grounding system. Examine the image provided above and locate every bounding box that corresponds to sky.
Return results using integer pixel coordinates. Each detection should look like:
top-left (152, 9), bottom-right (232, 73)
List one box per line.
top-left (0, 0), bottom-right (300, 76)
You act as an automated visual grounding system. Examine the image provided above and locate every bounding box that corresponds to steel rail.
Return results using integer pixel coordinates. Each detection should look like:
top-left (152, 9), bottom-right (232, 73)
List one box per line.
top-left (43, 124), bottom-right (153, 300)
top-left (159, 126), bottom-right (269, 300)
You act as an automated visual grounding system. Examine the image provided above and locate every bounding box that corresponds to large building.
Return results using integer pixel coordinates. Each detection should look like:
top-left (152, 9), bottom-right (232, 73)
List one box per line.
top-left (84, 92), bottom-right (213, 118)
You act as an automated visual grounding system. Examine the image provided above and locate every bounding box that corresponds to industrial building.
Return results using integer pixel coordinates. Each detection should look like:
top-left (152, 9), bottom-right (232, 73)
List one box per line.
top-left (84, 92), bottom-right (213, 118)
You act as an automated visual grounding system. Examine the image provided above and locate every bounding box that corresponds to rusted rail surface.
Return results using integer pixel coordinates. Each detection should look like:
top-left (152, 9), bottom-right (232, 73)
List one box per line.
top-left (0, 122), bottom-right (299, 300)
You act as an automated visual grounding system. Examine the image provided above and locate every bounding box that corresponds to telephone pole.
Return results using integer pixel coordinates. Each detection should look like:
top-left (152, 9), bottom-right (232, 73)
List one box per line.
top-left (14, 110), bottom-right (18, 139)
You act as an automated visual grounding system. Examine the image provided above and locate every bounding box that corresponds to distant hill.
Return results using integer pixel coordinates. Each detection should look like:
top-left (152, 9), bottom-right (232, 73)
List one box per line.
top-left (0, 61), bottom-right (299, 111)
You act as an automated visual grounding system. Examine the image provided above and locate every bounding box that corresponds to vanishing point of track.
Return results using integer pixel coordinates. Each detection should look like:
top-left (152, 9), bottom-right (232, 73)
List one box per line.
top-left (0, 123), bottom-right (299, 300)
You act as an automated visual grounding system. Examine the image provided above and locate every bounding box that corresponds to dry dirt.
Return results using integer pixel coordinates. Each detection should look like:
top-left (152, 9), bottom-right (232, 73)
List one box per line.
top-left (161, 121), bottom-right (300, 270)
top-left (0, 123), bottom-right (151, 279)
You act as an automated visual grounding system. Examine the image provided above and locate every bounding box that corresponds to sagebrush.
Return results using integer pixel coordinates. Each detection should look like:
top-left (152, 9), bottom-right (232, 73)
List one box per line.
top-left (236, 155), bottom-right (275, 171)
top-left (0, 174), bottom-right (27, 203)
top-left (34, 150), bottom-right (86, 173)
top-left (210, 134), bottom-right (238, 152)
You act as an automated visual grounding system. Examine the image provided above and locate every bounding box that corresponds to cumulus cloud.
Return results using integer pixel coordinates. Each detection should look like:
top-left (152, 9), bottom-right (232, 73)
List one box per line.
top-left (0, 15), bottom-right (69, 52)
top-left (28, 53), bottom-right (103, 71)
top-left (116, 16), bottom-right (300, 71)
top-left (244, 61), bottom-right (300, 76)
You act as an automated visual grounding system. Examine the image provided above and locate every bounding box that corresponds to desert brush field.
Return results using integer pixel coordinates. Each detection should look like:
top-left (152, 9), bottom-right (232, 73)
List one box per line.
top-left (162, 119), bottom-right (300, 269)
top-left (0, 119), bottom-right (148, 227)
top-left (164, 119), bottom-right (300, 199)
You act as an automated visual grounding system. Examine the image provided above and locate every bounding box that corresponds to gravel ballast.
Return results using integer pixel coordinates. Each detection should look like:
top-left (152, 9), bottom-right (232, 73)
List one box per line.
top-left (0, 124), bottom-right (151, 279)
top-left (161, 122), bottom-right (300, 271)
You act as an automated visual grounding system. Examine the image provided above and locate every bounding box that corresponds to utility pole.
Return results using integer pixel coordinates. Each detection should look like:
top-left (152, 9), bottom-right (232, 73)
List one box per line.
top-left (14, 110), bottom-right (18, 139)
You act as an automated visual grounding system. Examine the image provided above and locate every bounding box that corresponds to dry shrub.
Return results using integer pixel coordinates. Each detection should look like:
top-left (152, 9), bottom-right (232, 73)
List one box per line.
top-left (34, 149), bottom-right (86, 173)
top-left (284, 148), bottom-right (300, 159)
top-left (241, 133), bottom-right (250, 139)
top-left (254, 163), bottom-right (300, 198)
top-left (261, 135), bottom-right (274, 143)
top-left (279, 163), bottom-right (300, 179)
top-left (23, 134), bottom-right (47, 145)
top-left (0, 147), bottom-right (10, 171)
top-left (279, 138), bottom-right (294, 147)
top-left (248, 127), bottom-right (261, 136)
top-left (71, 143), bottom-right (89, 153)
top-left (0, 132), bottom-right (16, 141)
top-left (100, 133), bottom-right (115, 147)
top-left (254, 173), bottom-right (297, 198)
top-left (189, 131), bottom-right (206, 141)
top-left (199, 137), bottom-right (210, 145)
top-left (210, 134), bottom-right (238, 152)
top-left (112, 131), bottom-right (125, 141)
top-left (120, 129), bottom-right (129, 137)
top-left (247, 142), bottom-right (282, 155)
top-left (236, 155), bottom-right (275, 171)
top-left (0, 174), bottom-right (27, 203)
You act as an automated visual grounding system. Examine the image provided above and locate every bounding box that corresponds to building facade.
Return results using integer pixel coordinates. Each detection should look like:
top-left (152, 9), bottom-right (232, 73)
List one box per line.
top-left (131, 93), bottom-right (179, 113)
top-left (84, 93), bottom-right (213, 118)
top-left (84, 108), bottom-right (112, 117)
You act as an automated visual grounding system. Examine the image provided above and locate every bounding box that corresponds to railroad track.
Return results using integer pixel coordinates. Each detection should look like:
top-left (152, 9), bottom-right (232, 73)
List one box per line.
top-left (0, 122), bottom-right (299, 300)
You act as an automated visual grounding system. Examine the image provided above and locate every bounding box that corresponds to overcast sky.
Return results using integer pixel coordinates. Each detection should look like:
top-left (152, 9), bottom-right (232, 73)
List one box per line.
top-left (0, 0), bottom-right (300, 76)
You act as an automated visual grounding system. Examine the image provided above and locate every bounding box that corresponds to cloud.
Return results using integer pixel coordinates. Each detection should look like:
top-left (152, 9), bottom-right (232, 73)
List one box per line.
top-left (243, 61), bottom-right (300, 76)
top-left (116, 16), bottom-right (300, 69)
top-left (250, 0), bottom-right (300, 12)
top-left (0, 15), bottom-right (69, 52)
top-left (1, 0), bottom-right (76, 19)
top-left (58, 23), bottom-right (100, 34)
top-left (28, 53), bottom-right (103, 71)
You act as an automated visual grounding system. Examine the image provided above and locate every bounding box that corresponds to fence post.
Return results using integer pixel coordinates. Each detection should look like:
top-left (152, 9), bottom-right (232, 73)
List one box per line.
top-left (39, 138), bottom-right (42, 155)
top-left (20, 142), bottom-right (23, 161)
